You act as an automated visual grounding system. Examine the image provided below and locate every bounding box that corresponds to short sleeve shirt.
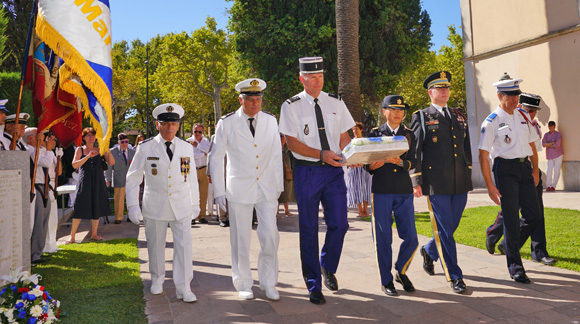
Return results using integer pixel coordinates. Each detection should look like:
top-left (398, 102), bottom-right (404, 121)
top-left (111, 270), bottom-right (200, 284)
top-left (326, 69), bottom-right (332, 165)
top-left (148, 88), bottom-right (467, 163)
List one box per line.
top-left (478, 106), bottom-right (539, 159)
top-left (279, 90), bottom-right (355, 161)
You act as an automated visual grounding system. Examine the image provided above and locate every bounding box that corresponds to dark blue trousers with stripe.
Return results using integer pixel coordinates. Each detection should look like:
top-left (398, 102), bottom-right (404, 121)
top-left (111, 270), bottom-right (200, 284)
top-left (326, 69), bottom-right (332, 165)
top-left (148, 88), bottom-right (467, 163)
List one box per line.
top-left (371, 193), bottom-right (418, 285)
top-left (294, 165), bottom-right (349, 292)
top-left (424, 192), bottom-right (468, 281)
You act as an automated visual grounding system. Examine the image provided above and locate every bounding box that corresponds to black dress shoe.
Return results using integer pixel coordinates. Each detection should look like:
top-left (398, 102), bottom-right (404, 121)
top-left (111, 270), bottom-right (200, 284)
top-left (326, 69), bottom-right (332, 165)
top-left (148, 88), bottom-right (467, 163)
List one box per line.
top-left (534, 256), bottom-right (556, 265)
top-left (198, 218), bottom-right (208, 224)
top-left (485, 235), bottom-right (495, 255)
top-left (321, 266), bottom-right (338, 291)
top-left (114, 220), bottom-right (122, 224)
top-left (451, 278), bottom-right (467, 293)
top-left (497, 243), bottom-right (506, 255)
top-left (511, 274), bottom-right (531, 284)
top-left (309, 291), bottom-right (326, 304)
top-left (191, 219), bottom-right (197, 225)
top-left (420, 246), bottom-right (435, 275)
top-left (381, 281), bottom-right (398, 296)
top-left (219, 220), bottom-right (230, 227)
top-left (395, 272), bottom-right (415, 292)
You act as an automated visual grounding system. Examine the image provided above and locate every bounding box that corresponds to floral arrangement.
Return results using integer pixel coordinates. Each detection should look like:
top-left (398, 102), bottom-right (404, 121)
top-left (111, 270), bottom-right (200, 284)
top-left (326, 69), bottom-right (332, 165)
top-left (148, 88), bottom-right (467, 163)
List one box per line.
top-left (0, 267), bottom-right (62, 324)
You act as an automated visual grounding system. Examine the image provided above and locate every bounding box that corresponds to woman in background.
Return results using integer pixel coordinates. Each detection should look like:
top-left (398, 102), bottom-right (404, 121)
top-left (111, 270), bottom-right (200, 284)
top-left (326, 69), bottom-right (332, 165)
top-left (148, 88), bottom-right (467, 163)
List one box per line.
top-left (346, 122), bottom-right (372, 217)
top-left (66, 127), bottom-right (114, 243)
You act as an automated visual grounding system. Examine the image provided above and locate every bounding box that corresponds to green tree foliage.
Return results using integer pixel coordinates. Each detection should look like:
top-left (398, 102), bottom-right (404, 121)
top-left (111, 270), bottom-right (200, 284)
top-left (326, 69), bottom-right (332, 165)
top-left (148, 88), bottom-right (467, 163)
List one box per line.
top-left (0, 71), bottom-right (34, 123)
top-left (228, 0), bottom-right (431, 115)
top-left (0, 7), bottom-right (9, 67)
top-left (395, 25), bottom-right (465, 125)
top-left (0, 0), bottom-right (34, 72)
top-left (156, 18), bottom-right (235, 128)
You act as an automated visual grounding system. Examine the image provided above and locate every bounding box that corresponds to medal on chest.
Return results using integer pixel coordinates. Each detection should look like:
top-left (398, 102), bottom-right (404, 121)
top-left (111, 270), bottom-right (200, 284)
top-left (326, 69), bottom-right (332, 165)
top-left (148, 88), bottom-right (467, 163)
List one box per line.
top-left (151, 163), bottom-right (157, 176)
top-left (304, 124), bottom-right (309, 135)
top-left (432, 136), bottom-right (438, 143)
top-left (181, 157), bottom-right (190, 182)
top-left (504, 135), bottom-right (511, 144)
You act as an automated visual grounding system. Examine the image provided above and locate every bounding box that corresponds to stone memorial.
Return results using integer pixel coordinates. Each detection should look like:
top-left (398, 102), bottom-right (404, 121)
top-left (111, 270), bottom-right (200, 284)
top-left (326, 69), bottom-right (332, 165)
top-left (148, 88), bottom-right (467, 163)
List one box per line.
top-left (0, 151), bottom-right (31, 276)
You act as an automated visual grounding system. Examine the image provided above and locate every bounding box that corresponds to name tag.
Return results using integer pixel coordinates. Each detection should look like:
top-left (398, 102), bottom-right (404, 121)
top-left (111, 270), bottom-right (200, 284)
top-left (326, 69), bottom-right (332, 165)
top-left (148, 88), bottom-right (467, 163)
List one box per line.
top-left (147, 157), bottom-right (159, 160)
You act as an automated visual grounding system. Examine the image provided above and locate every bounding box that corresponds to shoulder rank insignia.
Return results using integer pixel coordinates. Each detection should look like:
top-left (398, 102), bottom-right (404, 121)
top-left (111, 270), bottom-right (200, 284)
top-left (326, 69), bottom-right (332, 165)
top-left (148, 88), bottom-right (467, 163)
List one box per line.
top-left (328, 93), bottom-right (342, 101)
top-left (220, 111), bottom-right (235, 120)
top-left (485, 113), bottom-right (497, 122)
top-left (140, 137), bottom-right (154, 145)
top-left (285, 96), bottom-right (301, 104)
top-left (262, 111), bottom-right (276, 118)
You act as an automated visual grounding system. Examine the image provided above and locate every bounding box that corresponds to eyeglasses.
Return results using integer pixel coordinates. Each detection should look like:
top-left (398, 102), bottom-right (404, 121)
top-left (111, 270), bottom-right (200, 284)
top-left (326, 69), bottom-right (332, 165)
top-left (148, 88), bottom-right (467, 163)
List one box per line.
top-left (120, 140), bottom-right (129, 143)
top-left (194, 131), bottom-right (203, 134)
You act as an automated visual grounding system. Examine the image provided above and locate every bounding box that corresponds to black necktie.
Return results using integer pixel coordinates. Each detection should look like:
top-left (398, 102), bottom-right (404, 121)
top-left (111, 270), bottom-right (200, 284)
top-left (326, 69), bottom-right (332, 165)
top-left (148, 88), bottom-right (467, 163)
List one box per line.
top-left (165, 141), bottom-right (173, 161)
top-left (248, 118), bottom-right (255, 137)
top-left (122, 150), bottom-right (127, 164)
top-left (443, 107), bottom-right (451, 122)
top-left (314, 98), bottom-right (330, 151)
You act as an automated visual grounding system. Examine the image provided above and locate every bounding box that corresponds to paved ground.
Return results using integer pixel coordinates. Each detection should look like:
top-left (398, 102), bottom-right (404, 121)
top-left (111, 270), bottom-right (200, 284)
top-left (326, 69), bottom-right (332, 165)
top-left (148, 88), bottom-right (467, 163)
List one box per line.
top-left (57, 189), bottom-right (580, 323)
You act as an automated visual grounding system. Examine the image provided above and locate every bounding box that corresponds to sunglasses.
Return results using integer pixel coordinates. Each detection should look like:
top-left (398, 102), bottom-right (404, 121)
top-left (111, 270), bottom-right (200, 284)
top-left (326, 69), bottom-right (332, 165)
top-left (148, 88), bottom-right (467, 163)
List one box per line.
top-left (120, 140), bottom-right (129, 143)
top-left (194, 131), bottom-right (203, 134)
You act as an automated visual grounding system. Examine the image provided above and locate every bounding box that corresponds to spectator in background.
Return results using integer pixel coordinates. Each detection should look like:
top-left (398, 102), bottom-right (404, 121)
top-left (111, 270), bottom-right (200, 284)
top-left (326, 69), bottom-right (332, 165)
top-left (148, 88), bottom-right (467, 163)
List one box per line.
top-left (66, 127), bottom-right (114, 243)
top-left (278, 133), bottom-right (295, 217)
top-left (105, 133), bottom-right (136, 223)
top-left (0, 99), bottom-right (8, 138)
top-left (346, 122), bottom-right (371, 217)
top-left (135, 133), bottom-right (145, 148)
top-left (187, 124), bottom-right (211, 224)
top-left (542, 121), bottom-right (563, 191)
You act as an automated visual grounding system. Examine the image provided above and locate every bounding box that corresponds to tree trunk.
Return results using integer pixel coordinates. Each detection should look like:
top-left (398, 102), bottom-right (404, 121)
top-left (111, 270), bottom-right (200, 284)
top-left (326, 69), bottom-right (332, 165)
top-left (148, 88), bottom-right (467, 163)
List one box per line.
top-left (335, 0), bottom-right (361, 121)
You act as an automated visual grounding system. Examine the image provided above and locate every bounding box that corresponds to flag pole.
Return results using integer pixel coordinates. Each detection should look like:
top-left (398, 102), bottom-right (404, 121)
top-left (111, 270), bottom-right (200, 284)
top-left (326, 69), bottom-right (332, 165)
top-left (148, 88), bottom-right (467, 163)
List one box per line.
top-left (10, 0), bottom-right (37, 151)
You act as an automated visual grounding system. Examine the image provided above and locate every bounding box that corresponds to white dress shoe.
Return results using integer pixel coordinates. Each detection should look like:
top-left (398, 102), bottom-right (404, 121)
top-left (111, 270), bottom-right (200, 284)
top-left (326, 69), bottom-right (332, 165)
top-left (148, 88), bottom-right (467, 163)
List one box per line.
top-left (238, 290), bottom-right (254, 300)
top-left (150, 285), bottom-right (163, 295)
top-left (177, 291), bottom-right (197, 303)
top-left (260, 286), bottom-right (280, 301)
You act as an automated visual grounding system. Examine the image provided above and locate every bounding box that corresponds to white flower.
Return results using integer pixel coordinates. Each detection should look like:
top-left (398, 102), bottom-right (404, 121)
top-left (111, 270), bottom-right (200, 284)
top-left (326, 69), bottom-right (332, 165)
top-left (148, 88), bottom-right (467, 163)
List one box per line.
top-left (4, 308), bottom-right (14, 321)
top-left (30, 305), bottom-right (43, 317)
top-left (30, 286), bottom-right (44, 297)
top-left (0, 267), bottom-right (41, 285)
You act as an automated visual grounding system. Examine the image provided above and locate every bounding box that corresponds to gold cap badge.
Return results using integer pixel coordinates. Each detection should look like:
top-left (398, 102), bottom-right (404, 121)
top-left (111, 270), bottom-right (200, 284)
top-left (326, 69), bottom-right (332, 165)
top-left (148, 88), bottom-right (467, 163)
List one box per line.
top-left (167, 106), bottom-right (174, 112)
top-left (440, 71), bottom-right (446, 78)
top-left (397, 99), bottom-right (402, 105)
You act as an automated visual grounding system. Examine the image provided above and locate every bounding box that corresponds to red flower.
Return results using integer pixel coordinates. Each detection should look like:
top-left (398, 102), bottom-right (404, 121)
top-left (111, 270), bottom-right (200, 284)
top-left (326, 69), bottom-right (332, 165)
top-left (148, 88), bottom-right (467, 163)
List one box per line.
top-left (17, 287), bottom-right (29, 293)
top-left (43, 292), bottom-right (47, 301)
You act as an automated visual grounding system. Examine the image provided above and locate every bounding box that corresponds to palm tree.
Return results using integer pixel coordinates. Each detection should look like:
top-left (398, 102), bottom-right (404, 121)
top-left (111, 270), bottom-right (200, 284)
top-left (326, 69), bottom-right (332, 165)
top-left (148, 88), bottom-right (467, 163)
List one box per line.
top-left (335, 0), bottom-right (361, 121)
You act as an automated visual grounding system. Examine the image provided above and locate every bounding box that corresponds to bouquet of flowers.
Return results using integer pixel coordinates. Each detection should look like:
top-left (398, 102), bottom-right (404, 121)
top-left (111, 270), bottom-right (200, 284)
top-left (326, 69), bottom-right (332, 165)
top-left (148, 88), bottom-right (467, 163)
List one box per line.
top-left (0, 267), bottom-right (62, 323)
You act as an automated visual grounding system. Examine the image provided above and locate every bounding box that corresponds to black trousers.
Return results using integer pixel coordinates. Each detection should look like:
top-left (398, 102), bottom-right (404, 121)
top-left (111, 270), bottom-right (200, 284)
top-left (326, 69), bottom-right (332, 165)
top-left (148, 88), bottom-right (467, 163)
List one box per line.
top-left (486, 174), bottom-right (549, 260)
top-left (492, 158), bottom-right (540, 276)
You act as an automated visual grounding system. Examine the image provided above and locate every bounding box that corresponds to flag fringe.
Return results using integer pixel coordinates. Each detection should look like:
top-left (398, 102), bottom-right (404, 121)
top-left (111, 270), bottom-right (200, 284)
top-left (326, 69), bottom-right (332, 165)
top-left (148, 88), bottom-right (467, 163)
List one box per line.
top-left (36, 11), bottom-right (112, 154)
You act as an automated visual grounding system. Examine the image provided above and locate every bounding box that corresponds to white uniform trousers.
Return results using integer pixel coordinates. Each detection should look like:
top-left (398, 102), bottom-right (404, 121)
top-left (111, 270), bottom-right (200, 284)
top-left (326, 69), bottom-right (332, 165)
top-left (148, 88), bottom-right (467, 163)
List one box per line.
top-left (228, 187), bottom-right (279, 292)
top-left (547, 155), bottom-right (563, 188)
top-left (144, 216), bottom-right (194, 296)
top-left (43, 192), bottom-right (58, 253)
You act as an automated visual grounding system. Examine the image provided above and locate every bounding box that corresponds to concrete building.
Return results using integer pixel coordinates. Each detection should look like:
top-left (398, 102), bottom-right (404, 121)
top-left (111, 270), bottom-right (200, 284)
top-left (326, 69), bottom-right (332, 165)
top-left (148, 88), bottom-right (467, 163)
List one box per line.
top-left (461, 0), bottom-right (580, 191)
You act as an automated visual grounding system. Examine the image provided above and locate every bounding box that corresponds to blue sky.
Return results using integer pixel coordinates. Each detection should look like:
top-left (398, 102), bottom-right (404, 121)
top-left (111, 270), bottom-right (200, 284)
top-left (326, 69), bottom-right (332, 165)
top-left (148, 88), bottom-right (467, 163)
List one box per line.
top-left (110, 1), bottom-right (461, 51)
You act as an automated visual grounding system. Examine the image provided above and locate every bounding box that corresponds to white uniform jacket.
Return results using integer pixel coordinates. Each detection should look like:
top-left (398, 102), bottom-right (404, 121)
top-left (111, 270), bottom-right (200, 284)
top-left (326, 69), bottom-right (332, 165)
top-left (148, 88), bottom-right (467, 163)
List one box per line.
top-left (209, 108), bottom-right (284, 204)
top-left (126, 134), bottom-right (200, 221)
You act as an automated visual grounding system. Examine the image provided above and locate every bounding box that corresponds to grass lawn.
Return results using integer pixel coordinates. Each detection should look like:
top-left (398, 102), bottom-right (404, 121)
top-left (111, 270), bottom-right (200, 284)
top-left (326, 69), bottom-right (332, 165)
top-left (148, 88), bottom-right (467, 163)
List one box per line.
top-left (34, 238), bottom-right (146, 324)
top-left (364, 206), bottom-right (580, 273)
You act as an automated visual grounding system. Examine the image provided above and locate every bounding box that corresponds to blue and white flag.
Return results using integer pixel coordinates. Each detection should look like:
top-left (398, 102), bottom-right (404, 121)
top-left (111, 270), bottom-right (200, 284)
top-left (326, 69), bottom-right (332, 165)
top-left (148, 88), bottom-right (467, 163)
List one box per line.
top-left (35, 0), bottom-right (113, 153)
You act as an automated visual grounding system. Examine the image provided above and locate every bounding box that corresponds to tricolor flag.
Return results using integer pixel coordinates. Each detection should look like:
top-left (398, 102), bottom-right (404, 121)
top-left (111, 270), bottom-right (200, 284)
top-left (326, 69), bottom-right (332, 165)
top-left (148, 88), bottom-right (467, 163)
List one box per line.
top-left (35, 0), bottom-right (113, 154)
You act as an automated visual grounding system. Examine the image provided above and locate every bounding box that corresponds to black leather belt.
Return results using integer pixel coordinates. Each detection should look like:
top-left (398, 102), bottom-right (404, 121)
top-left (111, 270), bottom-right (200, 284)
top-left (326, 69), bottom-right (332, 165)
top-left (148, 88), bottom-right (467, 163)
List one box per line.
top-left (196, 165), bottom-right (207, 170)
top-left (496, 157), bottom-right (527, 163)
top-left (294, 159), bottom-right (323, 166)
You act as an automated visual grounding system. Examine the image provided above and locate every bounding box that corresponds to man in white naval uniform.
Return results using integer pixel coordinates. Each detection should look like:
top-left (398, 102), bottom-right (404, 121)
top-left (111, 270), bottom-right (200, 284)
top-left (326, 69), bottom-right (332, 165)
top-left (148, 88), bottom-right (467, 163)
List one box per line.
top-left (209, 78), bottom-right (283, 301)
top-left (125, 103), bottom-right (200, 303)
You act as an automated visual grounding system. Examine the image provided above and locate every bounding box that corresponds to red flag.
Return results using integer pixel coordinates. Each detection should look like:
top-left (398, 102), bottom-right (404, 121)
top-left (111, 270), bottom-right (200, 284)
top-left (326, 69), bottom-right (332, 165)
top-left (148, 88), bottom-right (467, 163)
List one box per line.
top-left (24, 35), bottom-right (82, 148)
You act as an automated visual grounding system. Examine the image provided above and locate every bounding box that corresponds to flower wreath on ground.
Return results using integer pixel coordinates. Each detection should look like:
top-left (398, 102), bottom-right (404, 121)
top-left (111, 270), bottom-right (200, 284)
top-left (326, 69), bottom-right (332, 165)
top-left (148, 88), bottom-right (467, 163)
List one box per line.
top-left (0, 267), bottom-right (63, 324)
